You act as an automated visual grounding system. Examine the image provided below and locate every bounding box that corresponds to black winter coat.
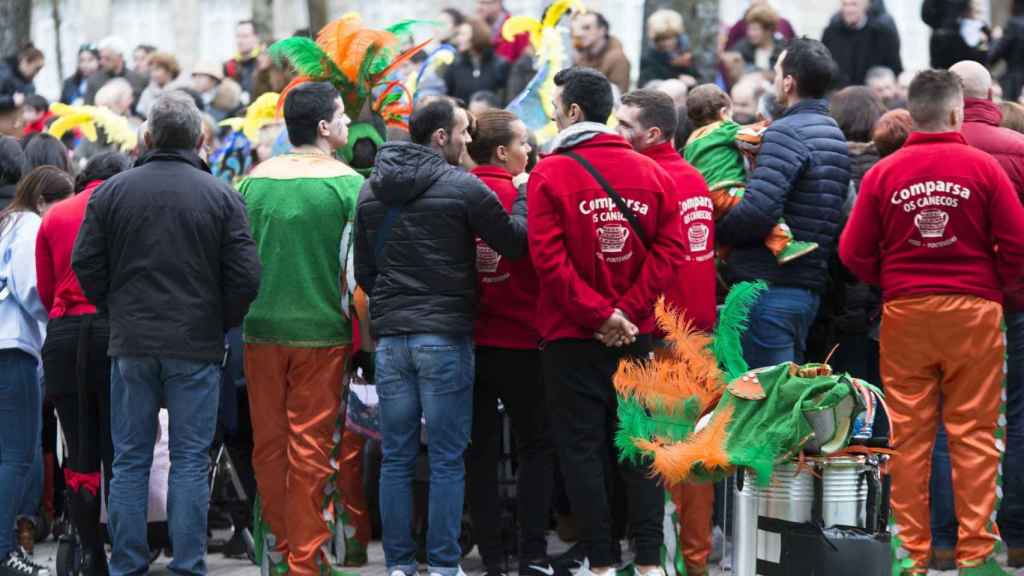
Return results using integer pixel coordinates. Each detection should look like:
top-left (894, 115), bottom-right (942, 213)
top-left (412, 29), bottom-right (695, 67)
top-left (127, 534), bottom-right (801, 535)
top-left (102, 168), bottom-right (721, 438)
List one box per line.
top-left (443, 51), bottom-right (509, 104)
top-left (990, 15), bottom-right (1024, 102)
top-left (354, 143), bottom-right (527, 338)
top-left (717, 99), bottom-right (851, 293)
top-left (72, 149), bottom-right (261, 362)
top-left (0, 57), bottom-right (35, 111)
top-left (821, 16), bottom-right (903, 87)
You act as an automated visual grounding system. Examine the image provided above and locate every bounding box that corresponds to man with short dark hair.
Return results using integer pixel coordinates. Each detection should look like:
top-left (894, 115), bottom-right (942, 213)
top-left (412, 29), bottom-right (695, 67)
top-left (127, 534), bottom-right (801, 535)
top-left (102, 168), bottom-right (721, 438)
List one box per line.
top-left (616, 88), bottom-right (716, 576)
top-left (716, 38), bottom-right (850, 369)
top-left (224, 20), bottom-right (262, 98)
top-left (840, 69), bottom-right (1024, 576)
top-left (239, 81), bottom-right (362, 576)
top-left (572, 12), bottom-right (631, 95)
top-left (354, 97), bottom-right (527, 576)
top-left (530, 68), bottom-right (686, 576)
top-left (72, 92), bottom-right (261, 576)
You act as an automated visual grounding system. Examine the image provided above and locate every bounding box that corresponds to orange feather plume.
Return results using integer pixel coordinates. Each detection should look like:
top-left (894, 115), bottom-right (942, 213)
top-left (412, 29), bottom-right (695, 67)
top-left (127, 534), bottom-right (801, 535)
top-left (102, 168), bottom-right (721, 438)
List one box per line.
top-left (317, 14), bottom-right (364, 65)
top-left (614, 297), bottom-right (724, 413)
top-left (339, 30), bottom-right (397, 80)
top-left (634, 404), bottom-right (735, 484)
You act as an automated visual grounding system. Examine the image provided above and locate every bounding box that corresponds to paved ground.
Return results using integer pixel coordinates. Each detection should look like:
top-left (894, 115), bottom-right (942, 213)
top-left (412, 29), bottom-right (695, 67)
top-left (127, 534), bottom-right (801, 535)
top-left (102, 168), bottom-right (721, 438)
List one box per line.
top-left (28, 537), bottom-right (1021, 576)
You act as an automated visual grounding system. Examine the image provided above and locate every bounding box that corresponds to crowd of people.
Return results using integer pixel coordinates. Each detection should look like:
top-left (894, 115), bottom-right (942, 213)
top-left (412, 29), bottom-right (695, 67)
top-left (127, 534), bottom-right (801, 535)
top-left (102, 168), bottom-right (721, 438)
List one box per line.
top-left (1, 2), bottom-right (1024, 576)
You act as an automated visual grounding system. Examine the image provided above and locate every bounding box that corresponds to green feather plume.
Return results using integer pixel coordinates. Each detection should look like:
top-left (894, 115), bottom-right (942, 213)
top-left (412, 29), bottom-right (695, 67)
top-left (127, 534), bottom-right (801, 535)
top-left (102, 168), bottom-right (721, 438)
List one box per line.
top-left (712, 280), bottom-right (768, 381)
top-left (616, 395), bottom-right (702, 464)
top-left (385, 19), bottom-right (435, 39)
top-left (269, 37), bottom-right (331, 79)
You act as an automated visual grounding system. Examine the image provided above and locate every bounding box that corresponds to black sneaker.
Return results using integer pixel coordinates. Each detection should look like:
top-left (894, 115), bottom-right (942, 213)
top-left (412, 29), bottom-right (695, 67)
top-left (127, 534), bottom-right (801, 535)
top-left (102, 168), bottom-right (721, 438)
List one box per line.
top-left (483, 569), bottom-right (507, 576)
top-left (552, 543), bottom-right (586, 576)
top-left (1, 550), bottom-right (49, 576)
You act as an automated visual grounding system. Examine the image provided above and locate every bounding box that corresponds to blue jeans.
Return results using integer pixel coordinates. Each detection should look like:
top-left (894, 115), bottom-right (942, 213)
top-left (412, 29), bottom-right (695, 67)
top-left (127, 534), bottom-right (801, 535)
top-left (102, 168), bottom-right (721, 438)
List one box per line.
top-left (108, 356), bottom-right (221, 576)
top-left (375, 334), bottom-right (474, 576)
top-left (0, 350), bottom-right (41, 558)
top-left (741, 286), bottom-right (821, 368)
top-left (932, 311), bottom-right (1024, 549)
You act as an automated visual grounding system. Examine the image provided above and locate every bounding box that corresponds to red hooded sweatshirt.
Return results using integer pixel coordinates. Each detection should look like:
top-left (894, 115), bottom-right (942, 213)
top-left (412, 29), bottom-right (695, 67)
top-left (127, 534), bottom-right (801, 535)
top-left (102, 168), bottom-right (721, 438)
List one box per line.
top-left (472, 165), bottom-right (540, 349)
top-left (528, 131), bottom-right (687, 341)
top-left (36, 180), bottom-right (103, 318)
top-left (641, 142), bottom-right (717, 333)
top-left (839, 131), bottom-right (1024, 304)
top-left (960, 97), bottom-right (1024, 311)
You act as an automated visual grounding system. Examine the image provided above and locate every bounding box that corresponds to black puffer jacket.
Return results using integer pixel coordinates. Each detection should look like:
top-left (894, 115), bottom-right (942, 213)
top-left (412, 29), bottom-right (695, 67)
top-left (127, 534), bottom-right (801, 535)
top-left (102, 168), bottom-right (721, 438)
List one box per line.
top-left (354, 143), bottom-right (527, 338)
top-left (72, 148), bottom-right (261, 362)
top-left (832, 141), bottom-right (881, 334)
top-left (0, 57), bottom-right (35, 111)
top-left (717, 99), bottom-right (851, 293)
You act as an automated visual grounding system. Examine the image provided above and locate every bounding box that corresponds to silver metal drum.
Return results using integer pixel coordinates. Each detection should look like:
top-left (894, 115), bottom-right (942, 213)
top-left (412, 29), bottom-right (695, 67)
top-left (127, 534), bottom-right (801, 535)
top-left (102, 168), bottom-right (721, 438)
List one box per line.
top-left (732, 457), bottom-right (870, 576)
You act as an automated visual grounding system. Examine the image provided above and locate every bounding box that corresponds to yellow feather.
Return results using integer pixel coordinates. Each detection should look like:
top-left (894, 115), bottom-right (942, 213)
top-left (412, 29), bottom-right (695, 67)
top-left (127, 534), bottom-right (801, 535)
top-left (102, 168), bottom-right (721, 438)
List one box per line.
top-left (502, 15), bottom-right (541, 43)
top-left (542, 0), bottom-right (586, 29)
top-left (240, 92), bottom-right (280, 142)
top-left (47, 113), bottom-right (96, 139)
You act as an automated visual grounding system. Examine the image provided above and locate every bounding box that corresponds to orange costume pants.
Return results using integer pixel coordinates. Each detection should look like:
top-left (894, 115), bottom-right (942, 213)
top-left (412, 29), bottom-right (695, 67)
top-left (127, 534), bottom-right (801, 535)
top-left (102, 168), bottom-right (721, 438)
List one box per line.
top-left (335, 428), bottom-right (371, 547)
top-left (245, 344), bottom-right (349, 576)
top-left (670, 483), bottom-right (715, 574)
top-left (880, 294), bottom-right (1003, 570)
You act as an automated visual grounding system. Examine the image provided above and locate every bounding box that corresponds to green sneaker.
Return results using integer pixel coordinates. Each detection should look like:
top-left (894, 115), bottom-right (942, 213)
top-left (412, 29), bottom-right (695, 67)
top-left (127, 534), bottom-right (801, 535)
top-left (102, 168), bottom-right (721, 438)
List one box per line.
top-left (959, 558), bottom-right (1012, 576)
top-left (776, 240), bottom-right (819, 264)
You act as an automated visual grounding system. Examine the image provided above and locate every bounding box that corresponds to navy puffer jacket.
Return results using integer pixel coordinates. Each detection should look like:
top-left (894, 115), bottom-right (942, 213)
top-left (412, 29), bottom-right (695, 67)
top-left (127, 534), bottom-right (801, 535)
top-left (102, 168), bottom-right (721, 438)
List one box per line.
top-left (717, 99), bottom-right (851, 293)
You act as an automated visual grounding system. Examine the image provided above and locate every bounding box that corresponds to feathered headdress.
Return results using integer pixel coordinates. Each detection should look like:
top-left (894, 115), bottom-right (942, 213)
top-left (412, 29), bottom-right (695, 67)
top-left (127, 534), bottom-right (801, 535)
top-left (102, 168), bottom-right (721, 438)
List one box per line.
top-left (47, 103), bottom-right (138, 152)
top-left (269, 13), bottom-right (430, 130)
top-left (220, 92), bottom-right (281, 142)
top-left (504, 0), bottom-right (586, 144)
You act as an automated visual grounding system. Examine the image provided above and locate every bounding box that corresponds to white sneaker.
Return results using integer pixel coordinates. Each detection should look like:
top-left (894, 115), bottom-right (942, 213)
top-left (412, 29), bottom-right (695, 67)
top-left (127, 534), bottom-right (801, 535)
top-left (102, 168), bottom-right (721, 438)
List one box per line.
top-left (634, 567), bottom-right (666, 576)
top-left (428, 569), bottom-right (466, 576)
top-left (571, 559), bottom-right (617, 576)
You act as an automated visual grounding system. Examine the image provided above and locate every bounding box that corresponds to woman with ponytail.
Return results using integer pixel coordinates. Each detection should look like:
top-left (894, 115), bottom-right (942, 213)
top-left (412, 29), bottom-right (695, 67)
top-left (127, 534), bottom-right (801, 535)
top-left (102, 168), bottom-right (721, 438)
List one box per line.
top-left (464, 109), bottom-right (555, 576)
top-left (35, 152), bottom-right (131, 576)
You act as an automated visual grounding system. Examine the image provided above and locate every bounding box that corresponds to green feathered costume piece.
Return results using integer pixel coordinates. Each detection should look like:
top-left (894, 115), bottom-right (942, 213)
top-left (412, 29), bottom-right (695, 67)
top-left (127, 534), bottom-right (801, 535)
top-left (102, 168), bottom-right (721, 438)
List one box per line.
top-left (615, 281), bottom-right (881, 487)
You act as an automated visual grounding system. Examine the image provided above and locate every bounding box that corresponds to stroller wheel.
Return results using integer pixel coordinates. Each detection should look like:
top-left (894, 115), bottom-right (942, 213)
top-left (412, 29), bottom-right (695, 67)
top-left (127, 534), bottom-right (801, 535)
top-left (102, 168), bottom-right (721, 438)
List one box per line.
top-left (56, 536), bottom-right (81, 576)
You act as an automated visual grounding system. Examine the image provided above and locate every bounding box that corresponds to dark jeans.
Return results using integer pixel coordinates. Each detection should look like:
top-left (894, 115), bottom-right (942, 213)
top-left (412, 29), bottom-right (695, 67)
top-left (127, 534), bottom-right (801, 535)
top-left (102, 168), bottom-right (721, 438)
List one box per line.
top-left (108, 356), bottom-right (221, 576)
top-left (543, 337), bottom-right (664, 568)
top-left (741, 286), bottom-right (821, 369)
top-left (376, 334), bottom-right (474, 576)
top-left (932, 310), bottom-right (1024, 549)
top-left (0, 349), bottom-right (41, 558)
top-left (466, 347), bottom-right (554, 570)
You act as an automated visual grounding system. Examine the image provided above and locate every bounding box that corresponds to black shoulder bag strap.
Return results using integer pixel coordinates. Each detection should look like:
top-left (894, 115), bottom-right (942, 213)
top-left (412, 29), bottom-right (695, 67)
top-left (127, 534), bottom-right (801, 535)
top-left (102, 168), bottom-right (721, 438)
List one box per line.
top-left (562, 150), bottom-right (650, 249)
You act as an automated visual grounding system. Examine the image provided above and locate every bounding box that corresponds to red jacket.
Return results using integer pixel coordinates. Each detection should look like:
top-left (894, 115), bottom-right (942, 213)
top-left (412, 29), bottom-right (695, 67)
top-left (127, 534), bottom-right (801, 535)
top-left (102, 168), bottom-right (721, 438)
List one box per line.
top-left (528, 133), bottom-right (687, 341)
top-left (492, 11), bottom-right (531, 63)
top-left (36, 180), bottom-right (102, 318)
top-left (472, 165), bottom-right (540, 349)
top-left (839, 131), bottom-right (1024, 305)
top-left (641, 142), bottom-right (717, 333)
top-left (960, 97), bottom-right (1024, 311)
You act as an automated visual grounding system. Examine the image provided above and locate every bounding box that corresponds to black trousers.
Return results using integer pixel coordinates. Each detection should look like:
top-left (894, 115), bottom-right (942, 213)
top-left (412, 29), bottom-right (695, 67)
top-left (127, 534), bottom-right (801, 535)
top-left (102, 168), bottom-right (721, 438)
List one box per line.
top-left (542, 337), bottom-right (664, 568)
top-left (42, 314), bottom-right (113, 554)
top-left (42, 315), bottom-right (113, 482)
top-left (466, 346), bottom-right (555, 570)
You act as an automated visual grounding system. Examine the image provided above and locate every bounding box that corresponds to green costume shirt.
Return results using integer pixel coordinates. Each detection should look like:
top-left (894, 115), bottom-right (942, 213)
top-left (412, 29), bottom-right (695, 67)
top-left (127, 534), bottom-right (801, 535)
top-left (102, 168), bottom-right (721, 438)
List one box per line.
top-left (239, 154), bottom-right (363, 347)
top-left (683, 120), bottom-right (747, 190)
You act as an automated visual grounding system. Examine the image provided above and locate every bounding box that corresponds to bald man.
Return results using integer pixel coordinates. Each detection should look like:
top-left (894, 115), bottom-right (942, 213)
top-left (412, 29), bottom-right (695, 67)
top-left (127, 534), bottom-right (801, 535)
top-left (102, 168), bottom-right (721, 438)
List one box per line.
top-left (950, 59), bottom-right (1024, 568)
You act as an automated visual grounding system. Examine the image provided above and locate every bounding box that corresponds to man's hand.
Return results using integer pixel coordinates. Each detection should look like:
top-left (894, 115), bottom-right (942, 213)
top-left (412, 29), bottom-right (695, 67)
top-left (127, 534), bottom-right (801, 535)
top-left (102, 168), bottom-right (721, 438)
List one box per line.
top-left (13, 93), bottom-right (24, 107)
top-left (595, 308), bottom-right (639, 348)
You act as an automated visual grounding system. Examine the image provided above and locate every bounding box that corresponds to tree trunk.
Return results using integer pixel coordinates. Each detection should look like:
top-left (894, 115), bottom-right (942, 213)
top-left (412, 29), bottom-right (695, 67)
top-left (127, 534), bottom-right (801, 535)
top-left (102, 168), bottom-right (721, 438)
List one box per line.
top-left (251, 0), bottom-right (273, 41)
top-left (306, 0), bottom-right (328, 36)
top-left (51, 0), bottom-right (64, 87)
top-left (643, 0), bottom-right (720, 83)
top-left (0, 0), bottom-right (31, 58)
